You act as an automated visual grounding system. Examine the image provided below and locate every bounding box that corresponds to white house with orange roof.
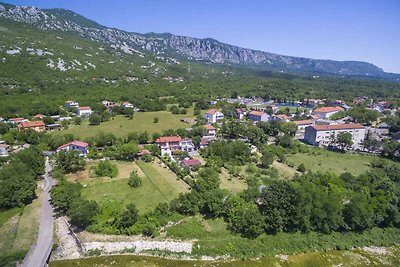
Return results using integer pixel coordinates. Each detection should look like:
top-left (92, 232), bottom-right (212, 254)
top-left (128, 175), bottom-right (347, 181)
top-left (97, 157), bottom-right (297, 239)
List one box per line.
top-left (203, 124), bottom-right (216, 138)
top-left (293, 120), bottom-right (315, 130)
top-left (17, 121), bottom-right (46, 132)
top-left (271, 114), bottom-right (290, 122)
top-left (77, 106), bottom-right (92, 117)
top-left (311, 106), bottom-right (344, 119)
top-left (204, 109), bottom-right (224, 123)
top-left (305, 123), bottom-right (366, 148)
top-left (248, 111), bottom-right (270, 122)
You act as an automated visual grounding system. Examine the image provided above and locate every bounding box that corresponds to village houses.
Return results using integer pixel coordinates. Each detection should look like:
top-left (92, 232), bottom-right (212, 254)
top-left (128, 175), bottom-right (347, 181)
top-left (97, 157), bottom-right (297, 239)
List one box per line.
top-left (311, 106), bottom-right (344, 119)
top-left (76, 106), bottom-right (93, 117)
top-left (248, 111), bottom-right (270, 122)
top-left (17, 121), bottom-right (46, 132)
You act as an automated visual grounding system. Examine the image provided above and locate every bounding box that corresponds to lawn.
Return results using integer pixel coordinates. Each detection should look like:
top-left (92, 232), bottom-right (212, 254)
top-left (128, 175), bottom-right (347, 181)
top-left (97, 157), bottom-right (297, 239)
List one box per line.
top-left (58, 110), bottom-right (196, 139)
top-left (286, 149), bottom-right (390, 176)
top-left (79, 160), bottom-right (189, 214)
top-left (272, 160), bottom-right (299, 179)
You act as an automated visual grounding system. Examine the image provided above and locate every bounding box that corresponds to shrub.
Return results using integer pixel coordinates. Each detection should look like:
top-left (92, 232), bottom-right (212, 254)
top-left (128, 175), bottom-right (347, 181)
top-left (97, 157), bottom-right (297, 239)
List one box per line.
top-left (297, 163), bottom-right (306, 172)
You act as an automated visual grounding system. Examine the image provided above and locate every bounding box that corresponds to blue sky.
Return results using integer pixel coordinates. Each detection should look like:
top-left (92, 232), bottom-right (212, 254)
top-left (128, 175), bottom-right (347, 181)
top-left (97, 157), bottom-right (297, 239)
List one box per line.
top-left (4, 0), bottom-right (400, 73)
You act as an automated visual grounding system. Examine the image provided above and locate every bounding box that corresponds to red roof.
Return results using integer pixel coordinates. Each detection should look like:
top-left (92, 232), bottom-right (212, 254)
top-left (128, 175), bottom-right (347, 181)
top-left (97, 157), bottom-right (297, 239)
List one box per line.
top-left (293, 120), bottom-right (314, 125)
top-left (313, 106), bottom-right (344, 113)
top-left (182, 159), bottom-right (201, 167)
top-left (155, 136), bottom-right (181, 143)
top-left (9, 117), bottom-right (25, 121)
top-left (275, 114), bottom-right (290, 120)
top-left (309, 123), bottom-right (365, 131)
top-left (249, 111), bottom-right (266, 116)
top-left (78, 106), bottom-right (91, 110)
top-left (206, 109), bottom-right (218, 115)
top-left (18, 121), bottom-right (45, 128)
top-left (204, 124), bottom-right (215, 130)
top-left (57, 140), bottom-right (89, 150)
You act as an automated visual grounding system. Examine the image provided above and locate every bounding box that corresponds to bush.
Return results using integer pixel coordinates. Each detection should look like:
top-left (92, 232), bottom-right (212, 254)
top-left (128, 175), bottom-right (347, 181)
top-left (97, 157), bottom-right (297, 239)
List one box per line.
top-left (92, 160), bottom-right (119, 178)
top-left (297, 163), bottom-right (306, 172)
top-left (153, 117), bottom-right (159, 123)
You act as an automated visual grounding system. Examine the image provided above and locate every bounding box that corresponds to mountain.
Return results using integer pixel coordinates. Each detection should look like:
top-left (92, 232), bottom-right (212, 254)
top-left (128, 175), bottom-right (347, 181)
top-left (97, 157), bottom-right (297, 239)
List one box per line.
top-left (0, 2), bottom-right (398, 80)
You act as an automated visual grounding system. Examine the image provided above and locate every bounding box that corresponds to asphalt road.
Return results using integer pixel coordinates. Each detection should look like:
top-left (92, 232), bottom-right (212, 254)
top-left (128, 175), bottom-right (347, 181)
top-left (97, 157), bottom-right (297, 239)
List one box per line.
top-left (22, 157), bottom-right (54, 267)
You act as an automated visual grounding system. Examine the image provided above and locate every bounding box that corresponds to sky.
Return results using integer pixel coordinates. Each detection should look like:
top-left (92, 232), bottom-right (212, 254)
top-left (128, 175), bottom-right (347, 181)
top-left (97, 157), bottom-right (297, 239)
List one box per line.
top-left (3, 0), bottom-right (400, 73)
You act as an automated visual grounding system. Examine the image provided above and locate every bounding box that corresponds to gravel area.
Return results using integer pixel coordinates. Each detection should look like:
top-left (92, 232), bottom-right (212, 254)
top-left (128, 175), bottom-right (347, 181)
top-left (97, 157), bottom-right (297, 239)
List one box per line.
top-left (84, 240), bottom-right (192, 254)
top-left (51, 217), bottom-right (81, 260)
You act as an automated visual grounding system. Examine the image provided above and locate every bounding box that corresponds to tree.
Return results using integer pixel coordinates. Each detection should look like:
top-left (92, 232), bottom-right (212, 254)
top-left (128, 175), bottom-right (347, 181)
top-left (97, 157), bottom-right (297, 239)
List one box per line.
top-left (227, 199), bottom-right (266, 238)
top-left (128, 171), bottom-right (142, 188)
top-left (51, 180), bottom-right (83, 213)
top-left (74, 117), bottom-right (82, 125)
top-left (117, 203), bottom-right (139, 229)
top-left (260, 151), bottom-right (275, 168)
top-left (153, 117), bottom-right (159, 123)
top-left (55, 150), bottom-right (85, 173)
top-left (68, 199), bottom-right (99, 229)
top-left (336, 132), bottom-right (353, 150)
top-left (92, 160), bottom-right (119, 178)
top-left (343, 193), bottom-right (374, 231)
top-left (89, 113), bottom-right (101, 125)
top-left (13, 146), bottom-right (45, 177)
top-left (115, 143), bottom-right (138, 160)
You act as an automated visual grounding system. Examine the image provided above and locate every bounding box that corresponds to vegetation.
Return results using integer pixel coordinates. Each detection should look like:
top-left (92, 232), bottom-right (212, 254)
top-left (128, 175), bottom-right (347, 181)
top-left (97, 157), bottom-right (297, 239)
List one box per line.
top-left (92, 160), bottom-right (119, 178)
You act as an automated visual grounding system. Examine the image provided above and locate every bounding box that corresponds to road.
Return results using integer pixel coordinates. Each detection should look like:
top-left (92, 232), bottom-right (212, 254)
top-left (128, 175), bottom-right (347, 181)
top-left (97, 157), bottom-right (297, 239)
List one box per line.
top-left (22, 157), bottom-right (54, 267)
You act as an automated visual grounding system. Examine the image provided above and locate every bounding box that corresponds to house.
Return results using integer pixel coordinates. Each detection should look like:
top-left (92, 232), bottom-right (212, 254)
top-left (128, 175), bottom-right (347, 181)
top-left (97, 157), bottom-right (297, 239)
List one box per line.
top-left (304, 123), bottom-right (366, 148)
top-left (8, 118), bottom-right (28, 125)
top-left (77, 106), bottom-right (92, 117)
top-left (248, 111), bottom-right (270, 122)
top-left (204, 109), bottom-right (224, 123)
top-left (17, 121), bottom-right (46, 132)
top-left (56, 140), bottom-right (89, 156)
top-left (136, 145), bottom-right (152, 160)
top-left (66, 101), bottom-right (79, 109)
top-left (180, 138), bottom-right (196, 153)
top-left (155, 136), bottom-right (182, 156)
top-left (236, 109), bottom-right (246, 120)
top-left (203, 124), bottom-right (216, 138)
top-left (200, 137), bottom-right (214, 149)
top-left (312, 106), bottom-right (344, 119)
top-left (0, 142), bottom-right (9, 157)
top-left (272, 114), bottom-right (290, 122)
top-left (46, 124), bottom-right (62, 131)
top-left (121, 101), bottom-right (134, 108)
top-left (181, 159), bottom-right (201, 168)
top-left (33, 114), bottom-right (44, 120)
top-left (0, 117), bottom-right (4, 122)
top-left (293, 120), bottom-right (315, 130)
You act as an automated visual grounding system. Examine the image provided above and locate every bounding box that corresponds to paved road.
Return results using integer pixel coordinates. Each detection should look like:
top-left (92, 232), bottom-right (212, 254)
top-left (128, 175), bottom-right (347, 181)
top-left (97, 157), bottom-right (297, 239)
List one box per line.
top-left (22, 157), bottom-right (54, 267)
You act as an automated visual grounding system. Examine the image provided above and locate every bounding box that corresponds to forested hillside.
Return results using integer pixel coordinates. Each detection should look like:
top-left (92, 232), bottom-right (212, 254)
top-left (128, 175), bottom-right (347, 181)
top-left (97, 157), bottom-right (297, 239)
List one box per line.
top-left (1, 17), bottom-right (400, 117)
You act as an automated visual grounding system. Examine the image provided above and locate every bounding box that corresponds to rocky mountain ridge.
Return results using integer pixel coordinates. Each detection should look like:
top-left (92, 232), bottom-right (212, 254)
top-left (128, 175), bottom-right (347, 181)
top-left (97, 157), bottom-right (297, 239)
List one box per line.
top-left (0, 2), bottom-right (398, 79)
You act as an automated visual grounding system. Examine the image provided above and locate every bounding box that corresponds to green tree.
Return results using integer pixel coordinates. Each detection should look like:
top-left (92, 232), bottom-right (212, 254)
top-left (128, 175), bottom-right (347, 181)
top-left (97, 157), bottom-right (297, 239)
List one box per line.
top-left (74, 117), bottom-right (82, 125)
top-left (128, 171), bottom-right (142, 188)
top-left (336, 132), bottom-right (353, 150)
top-left (115, 143), bottom-right (138, 161)
top-left (117, 203), bottom-right (139, 229)
top-left (89, 113), bottom-right (101, 125)
top-left (92, 160), bottom-right (119, 178)
top-left (153, 117), bottom-right (159, 123)
top-left (55, 150), bottom-right (85, 173)
top-left (68, 199), bottom-right (99, 229)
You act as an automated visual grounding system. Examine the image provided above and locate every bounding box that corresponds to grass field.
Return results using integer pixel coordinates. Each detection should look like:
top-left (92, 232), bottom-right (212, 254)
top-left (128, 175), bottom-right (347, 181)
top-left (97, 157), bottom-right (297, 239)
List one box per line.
top-left (58, 110), bottom-right (196, 139)
top-left (219, 168), bottom-right (247, 193)
top-left (286, 149), bottom-right (390, 176)
top-left (0, 189), bottom-right (41, 260)
top-left (272, 160), bottom-right (299, 179)
top-left (77, 160), bottom-right (189, 214)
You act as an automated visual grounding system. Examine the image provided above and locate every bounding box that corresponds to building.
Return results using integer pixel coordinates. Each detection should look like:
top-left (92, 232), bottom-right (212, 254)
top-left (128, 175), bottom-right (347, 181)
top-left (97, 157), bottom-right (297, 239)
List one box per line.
top-left (56, 140), bottom-right (89, 156)
top-left (17, 121), bottom-right (46, 132)
top-left (204, 109), bottom-right (224, 123)
top-left (77, 106), bottom-right (92, 117)
top-left (0, 142), bottom-right (9, 157)
top-left (8, 118), bottom-right (28, 125)
top-left (66, 101), bottom-right (79, 109)
top-left (155, 136), bottom-right (182, 156)
top-left (304, 123), bottom-right (366, 148)
top-left (293, 120), bottom-right (315, 130)
top-left (33, 114), bottom-right (44, 120)
top-left (271, 114), bottom-right (290, 122)
top-left (181, 159), bottom-right (201, 168)
top-left (180, 138), bottom-right (196, 153)
top-left (121, 101), bottom-right (134, 108)
top-left (46, 124), bottom-right (62, 131)
top-left (203, 124), bottom-right (216, 138)
top-left (200, 137), bottom-right (214, 149)
top-left (248, 111), bottom-right (270, 122)
top-left (311, 106), bottom-right (344, 119)
top-left (236, 109), bottom-right (246, 120)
